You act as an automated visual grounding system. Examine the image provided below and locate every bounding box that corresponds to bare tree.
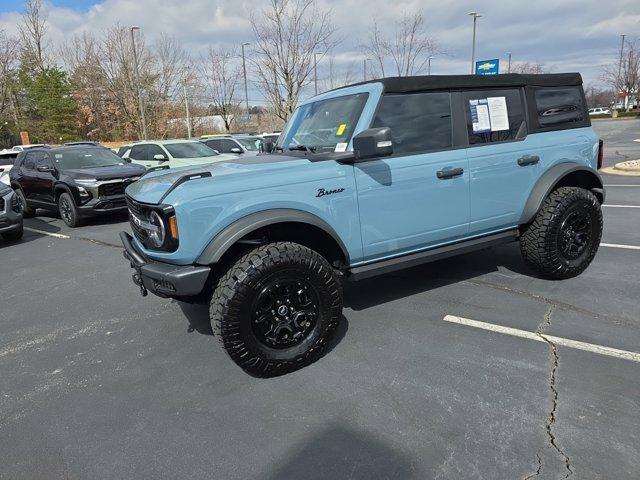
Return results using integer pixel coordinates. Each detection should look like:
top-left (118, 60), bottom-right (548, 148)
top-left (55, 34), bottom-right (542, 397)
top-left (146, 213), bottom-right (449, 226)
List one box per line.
top-left (510, 62), bottom-right (549, 74)
top-left (0, 29), bottom-right (21, 125)
top-left (19, 0), bottom-right (49, 72)
top-left (250, 0), bottom-right (338, 121)
top-left (362, 12), bottom-right (439, 78)
top-left (602, 39), bottom-right (640, 110)
top-left (200, 46), bottom-right (242, 132)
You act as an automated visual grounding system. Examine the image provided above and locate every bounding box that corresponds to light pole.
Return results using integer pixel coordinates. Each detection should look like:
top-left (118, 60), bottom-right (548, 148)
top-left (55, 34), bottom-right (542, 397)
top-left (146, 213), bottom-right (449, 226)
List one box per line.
top-left (507, 52), bottom-right (512, 73)
top-left (130, 26), bottom-right (147, 140)
top-left (468, 12), bottom-right (482, 74)
top-left (314, 52), bottom-right (321, 95)
top-left (241, 42), bottom-right (250, 124)
top-left (182, 68), bottom-right (191, 139)
top-left (363, 58), bottom-right (370, 81)
top-left (427, 56), bottom-right (433, 75)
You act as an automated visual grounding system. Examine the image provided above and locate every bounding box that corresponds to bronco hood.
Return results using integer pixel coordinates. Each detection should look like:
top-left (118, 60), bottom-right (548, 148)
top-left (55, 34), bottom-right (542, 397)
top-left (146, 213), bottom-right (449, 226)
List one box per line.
top-left (125, 154), bottom-right (311, 204)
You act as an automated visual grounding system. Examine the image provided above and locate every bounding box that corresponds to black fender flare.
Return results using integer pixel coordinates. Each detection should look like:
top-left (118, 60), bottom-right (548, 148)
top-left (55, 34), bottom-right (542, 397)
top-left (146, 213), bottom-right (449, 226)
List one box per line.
top-left (196, 208), bottom-right (350, 265)
top-left (53, 183), bottom-right (76, 204)
top-left (519, 163), bottom-right (604, 225)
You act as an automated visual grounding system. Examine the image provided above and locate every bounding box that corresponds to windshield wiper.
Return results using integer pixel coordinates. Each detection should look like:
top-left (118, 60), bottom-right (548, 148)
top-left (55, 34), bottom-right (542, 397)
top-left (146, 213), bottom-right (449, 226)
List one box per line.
top-left (288, 145), bottom-right (316, 152)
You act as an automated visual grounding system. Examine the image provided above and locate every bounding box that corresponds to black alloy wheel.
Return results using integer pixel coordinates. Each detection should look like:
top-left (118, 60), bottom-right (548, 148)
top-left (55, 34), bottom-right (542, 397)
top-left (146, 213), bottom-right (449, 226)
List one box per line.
top-left (251, 276), bottom-right (320, 349)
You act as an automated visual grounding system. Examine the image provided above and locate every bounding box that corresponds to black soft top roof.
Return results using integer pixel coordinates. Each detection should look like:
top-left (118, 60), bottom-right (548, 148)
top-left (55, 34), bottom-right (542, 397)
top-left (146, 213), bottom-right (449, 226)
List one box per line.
top-left (342, 73), bottom-right (583, 94)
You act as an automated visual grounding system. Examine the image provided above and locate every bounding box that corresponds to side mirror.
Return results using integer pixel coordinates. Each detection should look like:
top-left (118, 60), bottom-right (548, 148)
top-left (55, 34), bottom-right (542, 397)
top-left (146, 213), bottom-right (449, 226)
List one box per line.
top-left (352, 127), bottom-right (393, 161)
top-left (153, 154), bottom-right (166, 161)
top-left (263, 140), bottom-right (274, 153)
top-left (37, 165), bottom-right (54, 173)
top-left (230, 147), bottom-right (242, 154)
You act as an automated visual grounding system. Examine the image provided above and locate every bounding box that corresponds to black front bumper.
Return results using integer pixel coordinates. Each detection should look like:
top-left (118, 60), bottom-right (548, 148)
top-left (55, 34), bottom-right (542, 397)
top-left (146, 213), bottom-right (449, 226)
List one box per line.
top-left (120, 231), bottom-right (210, 299)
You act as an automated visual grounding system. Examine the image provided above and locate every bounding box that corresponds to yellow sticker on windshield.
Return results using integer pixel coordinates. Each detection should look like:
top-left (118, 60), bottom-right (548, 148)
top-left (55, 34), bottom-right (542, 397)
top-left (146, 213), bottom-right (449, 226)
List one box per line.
top-left (336, 124), bottom-right (346, 136)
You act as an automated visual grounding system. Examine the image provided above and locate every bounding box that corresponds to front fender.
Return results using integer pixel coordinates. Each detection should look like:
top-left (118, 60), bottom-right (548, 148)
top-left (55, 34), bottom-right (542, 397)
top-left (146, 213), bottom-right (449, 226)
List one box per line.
top-left (519, 163), bottom-right (604, 225)
top-left (196, 208), bottom-right (350, 265)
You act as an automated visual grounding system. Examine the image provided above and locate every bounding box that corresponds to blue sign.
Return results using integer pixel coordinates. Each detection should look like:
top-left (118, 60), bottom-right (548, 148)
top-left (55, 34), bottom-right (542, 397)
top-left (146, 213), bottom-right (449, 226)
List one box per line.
top-left (475, 59), bottom-right (500, 75)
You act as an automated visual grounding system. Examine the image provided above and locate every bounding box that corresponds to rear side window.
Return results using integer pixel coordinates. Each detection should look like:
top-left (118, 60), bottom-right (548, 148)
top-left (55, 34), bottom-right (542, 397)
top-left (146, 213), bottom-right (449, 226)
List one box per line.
top-left (129, 145), bottom-right (148, 161)
top-left (204, 139), bottom-right (222, 151)
top-left (461, 89), bottom-right (526, 145)
top-left (372, 92), bottom-right (452, 155)
top-left (24, 152), bottom-right (36, 170)
top-left (534, 87), bottom-right (587, 128)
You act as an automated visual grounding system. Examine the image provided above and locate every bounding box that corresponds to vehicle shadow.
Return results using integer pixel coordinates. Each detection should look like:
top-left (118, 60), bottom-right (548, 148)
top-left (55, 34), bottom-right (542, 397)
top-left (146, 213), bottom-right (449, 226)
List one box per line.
top-left (32, 209), bottom-right (129, 227)
top-left (255, 423), bottom-right (416, 480)
top-left (344, 243), bottom-right (538, 311)
top-left (177, 301), bottom-right (349, 358)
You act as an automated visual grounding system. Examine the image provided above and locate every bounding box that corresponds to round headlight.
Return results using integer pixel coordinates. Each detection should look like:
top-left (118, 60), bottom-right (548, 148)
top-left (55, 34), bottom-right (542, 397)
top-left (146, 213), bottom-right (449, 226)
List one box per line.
top-left (148, 210), bottom-right (165, 248)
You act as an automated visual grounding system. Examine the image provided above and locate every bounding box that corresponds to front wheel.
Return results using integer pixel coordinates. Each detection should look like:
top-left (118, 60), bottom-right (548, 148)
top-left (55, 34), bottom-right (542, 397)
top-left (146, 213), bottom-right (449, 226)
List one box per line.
top-left (15, 188), bottom-right (35, 218)
top-left (520, 186), bottom-right (603, 279)
top-left (210, 242), bottom-right (343, 377)
top-left (58, 192), bottom-right (82, 228)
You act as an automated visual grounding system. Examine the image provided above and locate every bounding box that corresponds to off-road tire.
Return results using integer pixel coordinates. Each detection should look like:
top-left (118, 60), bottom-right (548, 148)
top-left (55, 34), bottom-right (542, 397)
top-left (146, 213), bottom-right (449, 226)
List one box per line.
top-left (210, 242), bottom-right (343, 377)
top-left (520, 186), bottom-right (602, 279)
top-left (15, 188), bottom-right (35, 218)
top-left (2, 223), bottom-right (23, 241)
top-left (58, 192), bottom-right (82, 228)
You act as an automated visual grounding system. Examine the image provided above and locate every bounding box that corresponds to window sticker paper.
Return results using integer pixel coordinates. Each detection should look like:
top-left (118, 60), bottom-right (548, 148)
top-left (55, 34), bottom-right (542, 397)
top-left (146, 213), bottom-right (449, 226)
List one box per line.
top-left (334, 142), bottom-right (348, 152)
top-left (469, 99), bottom-right (491, 133)
top-left (336, 124), bottom-right (347, 136)
top-left (487, 96), bottom-right (509, 132)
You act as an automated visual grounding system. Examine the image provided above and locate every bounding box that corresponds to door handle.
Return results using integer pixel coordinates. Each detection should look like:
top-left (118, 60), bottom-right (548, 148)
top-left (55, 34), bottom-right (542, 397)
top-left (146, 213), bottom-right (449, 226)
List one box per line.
top-left (517, 155), bottom-right (540, 166)
top-left (437, 167), bottom-right (464, 179)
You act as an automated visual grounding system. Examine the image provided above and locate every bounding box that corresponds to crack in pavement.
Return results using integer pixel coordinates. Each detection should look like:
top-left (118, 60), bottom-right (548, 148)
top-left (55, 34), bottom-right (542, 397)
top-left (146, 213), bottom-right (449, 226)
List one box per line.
top-left (524, 304), bottom-right (573, 479)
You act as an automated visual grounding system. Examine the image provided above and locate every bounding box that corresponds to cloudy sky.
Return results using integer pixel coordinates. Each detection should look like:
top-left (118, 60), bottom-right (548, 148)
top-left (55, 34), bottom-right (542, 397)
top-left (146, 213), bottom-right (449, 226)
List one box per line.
top-left (1, 0), bottom-right (638, 103)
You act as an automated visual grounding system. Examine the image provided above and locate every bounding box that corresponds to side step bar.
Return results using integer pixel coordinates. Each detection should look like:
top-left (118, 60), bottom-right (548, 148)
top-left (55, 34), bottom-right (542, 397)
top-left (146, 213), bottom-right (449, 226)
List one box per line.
top-left (347, 229), bottom-right (519, 281)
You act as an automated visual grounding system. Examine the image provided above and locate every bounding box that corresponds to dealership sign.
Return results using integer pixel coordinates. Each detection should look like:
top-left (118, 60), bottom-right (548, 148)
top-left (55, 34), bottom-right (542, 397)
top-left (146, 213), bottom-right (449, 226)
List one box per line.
top-left (475, 59), bottom-right (500, 75)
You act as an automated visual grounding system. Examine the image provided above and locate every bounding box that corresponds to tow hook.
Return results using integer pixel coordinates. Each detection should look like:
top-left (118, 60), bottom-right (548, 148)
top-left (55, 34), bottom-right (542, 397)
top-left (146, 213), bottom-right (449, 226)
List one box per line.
top-left (132, 272), bottom-right (148, 297)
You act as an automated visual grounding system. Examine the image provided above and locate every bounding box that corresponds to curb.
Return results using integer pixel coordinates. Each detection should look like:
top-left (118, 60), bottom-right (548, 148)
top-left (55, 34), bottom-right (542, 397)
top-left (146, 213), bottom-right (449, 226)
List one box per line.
top-left (600, 160), bottom-right (640, 176)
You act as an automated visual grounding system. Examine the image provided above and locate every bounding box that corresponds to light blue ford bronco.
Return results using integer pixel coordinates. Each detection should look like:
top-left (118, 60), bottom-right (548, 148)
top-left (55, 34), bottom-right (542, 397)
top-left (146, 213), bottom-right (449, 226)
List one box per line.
top-left (121, 73), bottom-right (605, 376)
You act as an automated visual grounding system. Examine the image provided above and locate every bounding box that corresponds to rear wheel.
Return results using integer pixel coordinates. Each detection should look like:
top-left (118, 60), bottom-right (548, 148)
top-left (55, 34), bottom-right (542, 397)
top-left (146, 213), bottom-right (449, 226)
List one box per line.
top-left (210, 242), bottom-right (343, 377)
top-left (58, 192), bottom-right (82, 228)
top-left (520, 186), bottom-right (602, 279)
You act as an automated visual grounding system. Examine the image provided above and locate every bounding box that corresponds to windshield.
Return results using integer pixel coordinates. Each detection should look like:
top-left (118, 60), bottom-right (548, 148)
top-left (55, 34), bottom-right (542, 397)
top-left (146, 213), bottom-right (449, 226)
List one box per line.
top-left (164, 142), bottom-right (218, 159)
top-left (236, 137), bottom-right (263, 151)
top-left (278, 93), bottom-right (368, 152)
top-left (53, 148), bottom-right (124, 169)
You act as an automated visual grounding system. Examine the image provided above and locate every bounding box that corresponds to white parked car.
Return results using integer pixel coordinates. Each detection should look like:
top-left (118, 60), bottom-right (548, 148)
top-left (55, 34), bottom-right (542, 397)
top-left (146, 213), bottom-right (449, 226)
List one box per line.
top-left (0, 149), bottom-right (20, 185)
top-left (118, 140), bottom-right (236, 170)
top-left (588, 107), bottom-right (610, 116)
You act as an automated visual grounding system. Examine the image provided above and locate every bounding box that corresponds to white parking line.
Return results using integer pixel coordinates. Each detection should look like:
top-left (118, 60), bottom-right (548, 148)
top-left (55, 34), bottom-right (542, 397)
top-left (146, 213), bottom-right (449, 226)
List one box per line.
top-left (23, 227), bottom-right (70, 239)
top-left (601, 242), bottom-right (640, 250)
top-left (443, 315), bottom-right (640, 363)
top-left (603, 204), bottom-right (640, 208)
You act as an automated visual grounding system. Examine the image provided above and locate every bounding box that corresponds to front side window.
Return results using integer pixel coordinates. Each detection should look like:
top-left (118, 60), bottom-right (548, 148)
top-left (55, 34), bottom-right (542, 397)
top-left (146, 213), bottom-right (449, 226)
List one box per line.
top-left (279, 93), bottom-right (369, 153)
top-left (146, 144), bottom-right (166, 161)
top-left (371, 92), bottom-right (452, 155)
top-left (462, 89), bottom-right (526, 144)
top-left (34, 151), bottom-right (52, 168)
top-left (52, 148), bottom-right (124, 169)
top-left (237, 137), bottom-right (263, 151)
top-left (164, 142), bottom-right (218, 159)
top-left (534, 86), bottom-right (587, 127)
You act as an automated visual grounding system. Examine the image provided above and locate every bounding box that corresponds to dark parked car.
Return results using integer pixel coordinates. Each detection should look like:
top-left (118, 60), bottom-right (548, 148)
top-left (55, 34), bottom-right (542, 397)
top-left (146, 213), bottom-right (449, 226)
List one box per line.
top-left (0, 183), bottom-right (23, 241)
top-left (10, 146), bottom-right (145, 227)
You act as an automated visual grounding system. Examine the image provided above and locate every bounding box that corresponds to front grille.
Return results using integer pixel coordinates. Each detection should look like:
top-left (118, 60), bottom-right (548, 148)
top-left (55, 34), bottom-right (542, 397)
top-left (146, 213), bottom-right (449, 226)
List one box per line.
top-left (126, 195), bottom-right (150, 244)
top-left (99, 181), bottom-right (126, 197)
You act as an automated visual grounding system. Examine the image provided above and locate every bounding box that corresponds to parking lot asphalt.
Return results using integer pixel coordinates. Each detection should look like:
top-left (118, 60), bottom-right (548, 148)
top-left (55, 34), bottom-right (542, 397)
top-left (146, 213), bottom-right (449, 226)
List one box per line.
top-left (592, 118), bottom-right (640, 167)
top-left (2, 174), bottom-right (640, 477)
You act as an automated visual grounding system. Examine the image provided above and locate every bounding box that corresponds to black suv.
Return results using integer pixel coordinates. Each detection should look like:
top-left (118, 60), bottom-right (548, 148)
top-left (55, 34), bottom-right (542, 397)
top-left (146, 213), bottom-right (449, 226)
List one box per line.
top-left (0, 183), bottom-right (23, 241)
top-left (10, 146), bottom-right (145, 227)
